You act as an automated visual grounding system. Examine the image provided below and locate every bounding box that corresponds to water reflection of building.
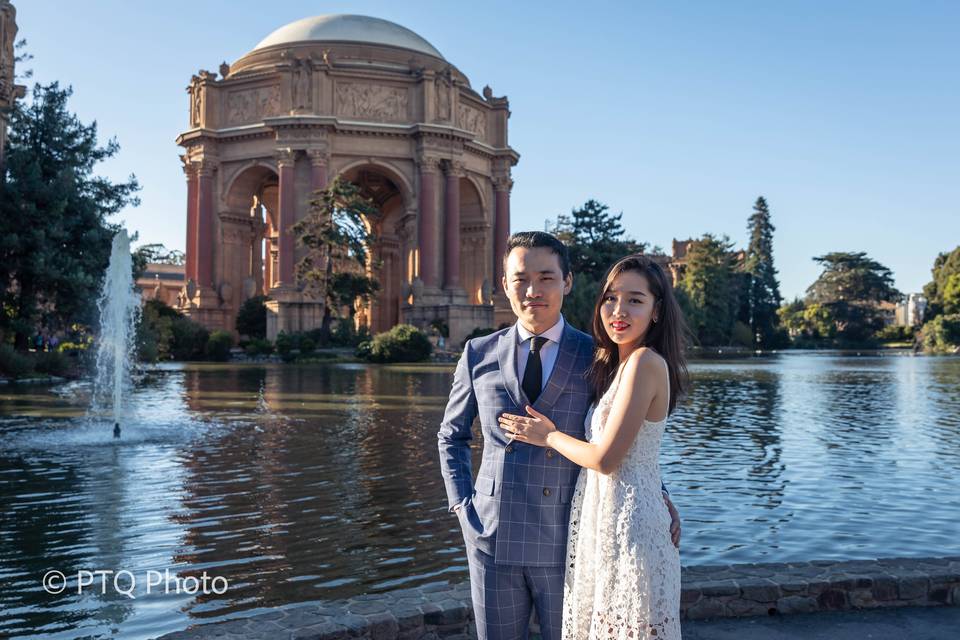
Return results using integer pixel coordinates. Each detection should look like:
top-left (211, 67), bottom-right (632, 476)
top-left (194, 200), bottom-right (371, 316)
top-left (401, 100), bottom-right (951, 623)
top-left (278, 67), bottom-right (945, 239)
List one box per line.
top-left (176, 15), bottom-right (519, 344)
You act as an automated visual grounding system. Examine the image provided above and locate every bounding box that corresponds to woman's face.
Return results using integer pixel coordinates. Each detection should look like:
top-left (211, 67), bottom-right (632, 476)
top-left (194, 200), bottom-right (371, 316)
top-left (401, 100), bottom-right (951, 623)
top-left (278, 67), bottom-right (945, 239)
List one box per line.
top-left (600, 270), bottom-right (658, 347)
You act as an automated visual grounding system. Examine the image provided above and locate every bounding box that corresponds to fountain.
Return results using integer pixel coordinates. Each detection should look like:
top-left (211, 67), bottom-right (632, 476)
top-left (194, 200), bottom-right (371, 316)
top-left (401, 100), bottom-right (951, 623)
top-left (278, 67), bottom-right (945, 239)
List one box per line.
top-left (92, 228), bottom-right (142, 437)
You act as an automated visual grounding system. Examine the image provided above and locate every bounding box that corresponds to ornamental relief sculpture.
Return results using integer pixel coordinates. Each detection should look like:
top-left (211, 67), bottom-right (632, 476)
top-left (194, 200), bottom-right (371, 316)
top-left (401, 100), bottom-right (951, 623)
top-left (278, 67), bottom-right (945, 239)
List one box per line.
top-left (226, 85), bottom-right (281, 125)
top-left (457, 104), bottom-right (486, 140)
top-left (335, 82), bottom-right (408, 123)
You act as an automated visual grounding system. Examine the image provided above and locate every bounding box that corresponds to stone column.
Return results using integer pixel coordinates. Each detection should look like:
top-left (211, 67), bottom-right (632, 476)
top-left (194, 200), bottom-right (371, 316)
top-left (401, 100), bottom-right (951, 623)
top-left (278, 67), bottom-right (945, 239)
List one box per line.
top-left (196, 161), bottom-right (215, 288)
top-left (417, 157), bottom-right (440, 289)
top-left (443, 161), bottom-right (463, 290)
top-left (493, 176), bottom-right (512, 283)
top-left (183, 160), bottom-right (198, 282)
top-left (308, 149), bottom-right (328, 193)
top-left (276, 149), bottom-right (296, 287)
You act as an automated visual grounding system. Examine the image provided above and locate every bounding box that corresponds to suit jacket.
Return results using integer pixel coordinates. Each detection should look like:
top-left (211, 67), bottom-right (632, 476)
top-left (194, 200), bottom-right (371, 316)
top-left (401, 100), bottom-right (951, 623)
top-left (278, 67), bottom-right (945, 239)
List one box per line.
top-left (437, 320), bottom-right (595, 566)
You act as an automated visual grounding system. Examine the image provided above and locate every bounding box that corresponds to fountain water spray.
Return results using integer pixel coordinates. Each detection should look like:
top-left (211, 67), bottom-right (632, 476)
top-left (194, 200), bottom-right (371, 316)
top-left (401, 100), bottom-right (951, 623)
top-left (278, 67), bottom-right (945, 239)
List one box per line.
top-left (92, 229), bottom-right (141, 438)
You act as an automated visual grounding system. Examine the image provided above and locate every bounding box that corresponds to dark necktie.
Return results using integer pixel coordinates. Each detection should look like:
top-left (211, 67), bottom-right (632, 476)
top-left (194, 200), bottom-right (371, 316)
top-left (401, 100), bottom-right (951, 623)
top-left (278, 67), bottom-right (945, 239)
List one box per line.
top-left (522, 336), bottom-right (547, 405)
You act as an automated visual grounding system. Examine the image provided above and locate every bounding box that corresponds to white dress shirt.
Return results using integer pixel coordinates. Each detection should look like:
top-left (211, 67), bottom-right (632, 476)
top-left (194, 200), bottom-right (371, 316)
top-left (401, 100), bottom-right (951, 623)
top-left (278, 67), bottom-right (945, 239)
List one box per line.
top-left (516, 315), bottom-right (565, 391)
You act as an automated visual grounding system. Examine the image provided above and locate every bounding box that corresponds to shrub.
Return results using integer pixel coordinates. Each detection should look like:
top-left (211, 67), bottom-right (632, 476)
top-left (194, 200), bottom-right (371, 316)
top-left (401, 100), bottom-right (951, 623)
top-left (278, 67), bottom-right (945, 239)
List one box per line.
top-left (875, 324), bottom-right (916, 343)
top-left (355, 340), bottom-right (372, 360)
top-left (463, 326), bottom-right (495, 347)
top-left (236, 295), bottom-right (269, 339)
top-left (731, 321), bottom-right (754, 347)
top-left (275, 332), bottom-right (293, 356)
top-left (205, 330), bottom-right (234, 361)
top-left (0, 344), bottom-right (34, 377)
top-left (365, 324), bottom-right (432, 363)
top-left (920, 314), bottom-right (960, 353)
top-left (299, 337), bottom-right (316, 356)
top-left (33, 350), bottom-right (72, 377)
top-left (169, 316), bottom-right (209, 360)
top-left (245, 338), bottom-right (274, 357)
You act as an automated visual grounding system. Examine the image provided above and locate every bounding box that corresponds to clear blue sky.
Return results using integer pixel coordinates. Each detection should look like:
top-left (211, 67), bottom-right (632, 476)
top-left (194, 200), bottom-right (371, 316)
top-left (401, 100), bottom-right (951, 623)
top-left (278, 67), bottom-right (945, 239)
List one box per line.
top-left (18, 1), bottom-right (959, 300)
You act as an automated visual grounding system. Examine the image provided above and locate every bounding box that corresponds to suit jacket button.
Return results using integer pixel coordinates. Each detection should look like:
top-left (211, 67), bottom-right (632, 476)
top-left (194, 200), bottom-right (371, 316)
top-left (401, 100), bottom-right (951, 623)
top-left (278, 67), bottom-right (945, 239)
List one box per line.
top-left (543, 488), bottom-right (552, 497)
top-left (505, 445), bottom-right (514, 453)
top-left (546, 449), bottom-right (555, 459)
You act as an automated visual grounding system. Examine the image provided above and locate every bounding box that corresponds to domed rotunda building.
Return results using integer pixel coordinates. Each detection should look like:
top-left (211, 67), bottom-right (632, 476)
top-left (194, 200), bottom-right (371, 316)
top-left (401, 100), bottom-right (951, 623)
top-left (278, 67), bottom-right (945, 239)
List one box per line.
top-left (176, 15), bottom-right (518, 342)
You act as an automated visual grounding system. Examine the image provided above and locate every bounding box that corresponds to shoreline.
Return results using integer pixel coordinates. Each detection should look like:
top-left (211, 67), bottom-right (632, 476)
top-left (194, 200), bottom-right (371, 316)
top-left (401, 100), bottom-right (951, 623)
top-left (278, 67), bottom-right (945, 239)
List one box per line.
top-left (154, 556), bottom-right (960, 640)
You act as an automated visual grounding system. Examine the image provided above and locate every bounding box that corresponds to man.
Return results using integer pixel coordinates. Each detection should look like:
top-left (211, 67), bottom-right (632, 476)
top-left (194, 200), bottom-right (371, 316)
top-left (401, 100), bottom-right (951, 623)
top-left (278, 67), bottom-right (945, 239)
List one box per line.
top-left (438, 231), bottom-right (680, 640)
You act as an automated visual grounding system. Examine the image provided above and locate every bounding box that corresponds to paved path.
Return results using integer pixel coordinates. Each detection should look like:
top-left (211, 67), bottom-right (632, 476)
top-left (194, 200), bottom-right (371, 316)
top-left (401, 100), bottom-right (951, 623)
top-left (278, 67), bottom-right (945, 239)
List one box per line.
top-left (681, 606), bottom-right (960, 639)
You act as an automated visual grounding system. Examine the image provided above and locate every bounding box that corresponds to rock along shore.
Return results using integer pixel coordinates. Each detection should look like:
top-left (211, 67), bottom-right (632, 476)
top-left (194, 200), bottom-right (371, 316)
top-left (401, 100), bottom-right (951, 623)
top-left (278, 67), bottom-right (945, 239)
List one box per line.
top-left (155, 556), bottom-right (960, 640)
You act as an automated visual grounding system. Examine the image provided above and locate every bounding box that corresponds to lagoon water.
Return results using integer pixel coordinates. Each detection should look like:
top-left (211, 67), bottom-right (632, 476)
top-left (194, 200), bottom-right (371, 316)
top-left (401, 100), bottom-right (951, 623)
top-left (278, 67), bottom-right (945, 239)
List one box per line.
top-left (1, 352), bottom-right (958, 638)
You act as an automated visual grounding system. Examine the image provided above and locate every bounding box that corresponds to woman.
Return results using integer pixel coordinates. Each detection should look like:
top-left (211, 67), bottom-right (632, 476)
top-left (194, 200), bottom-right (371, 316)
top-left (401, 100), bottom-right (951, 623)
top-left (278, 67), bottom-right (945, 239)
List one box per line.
top-left (498, 254), bottom-right (689, 639)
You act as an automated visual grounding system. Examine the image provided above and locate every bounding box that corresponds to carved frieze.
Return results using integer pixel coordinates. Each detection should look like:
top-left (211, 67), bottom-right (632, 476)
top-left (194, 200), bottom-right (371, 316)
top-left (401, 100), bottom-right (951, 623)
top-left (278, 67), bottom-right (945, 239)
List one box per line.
top-left (226, 86), bottom-right (281, 125)
top-left (335, 82), bottom-right (408, 123)
top-left (457, 104), bottom-right (487, 140)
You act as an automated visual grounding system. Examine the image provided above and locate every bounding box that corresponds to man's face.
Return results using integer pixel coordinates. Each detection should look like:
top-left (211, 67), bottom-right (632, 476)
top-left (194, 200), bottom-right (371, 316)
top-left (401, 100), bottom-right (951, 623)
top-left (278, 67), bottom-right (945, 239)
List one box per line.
top-left (502, 246), bottom-right (572, 333)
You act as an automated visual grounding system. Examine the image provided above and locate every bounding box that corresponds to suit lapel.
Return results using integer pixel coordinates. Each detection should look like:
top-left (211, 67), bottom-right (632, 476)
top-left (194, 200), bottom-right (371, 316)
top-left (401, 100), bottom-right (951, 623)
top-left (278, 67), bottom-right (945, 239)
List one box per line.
top-left (534, 322), bottom-right (581, 411)
top-left (497, 325), bottom-right (526, 408)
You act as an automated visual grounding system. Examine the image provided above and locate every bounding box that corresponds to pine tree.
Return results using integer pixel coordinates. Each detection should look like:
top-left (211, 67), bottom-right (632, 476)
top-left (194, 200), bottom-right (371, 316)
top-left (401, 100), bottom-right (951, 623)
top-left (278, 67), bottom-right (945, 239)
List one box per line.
top-left (0, 82), bottom-right (140, 348)
top-left (678, 234), bottom-right (739, 346)
top-left (745, 196), bottom-right (783, 347)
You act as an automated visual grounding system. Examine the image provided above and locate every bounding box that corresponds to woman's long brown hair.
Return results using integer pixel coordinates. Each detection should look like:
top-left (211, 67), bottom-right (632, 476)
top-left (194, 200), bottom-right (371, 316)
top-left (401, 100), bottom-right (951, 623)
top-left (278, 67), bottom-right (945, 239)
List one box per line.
top-left (587, 254), bottom-right (691, 414)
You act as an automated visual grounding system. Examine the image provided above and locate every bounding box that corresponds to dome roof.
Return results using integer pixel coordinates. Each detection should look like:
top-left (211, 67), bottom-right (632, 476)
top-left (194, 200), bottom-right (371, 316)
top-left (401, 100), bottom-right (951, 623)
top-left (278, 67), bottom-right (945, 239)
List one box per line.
top-left (253, 15), bottom-right (445, 60)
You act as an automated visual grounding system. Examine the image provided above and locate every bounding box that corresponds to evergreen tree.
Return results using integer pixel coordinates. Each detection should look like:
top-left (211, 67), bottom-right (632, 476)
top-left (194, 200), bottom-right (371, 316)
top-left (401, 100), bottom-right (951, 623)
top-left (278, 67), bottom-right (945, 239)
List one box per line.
top-left (806, 251), bottom-right (899, 342)
top-left (922, 246), bottom-right (960, 318)
top-left (550, 199), bottom-right (646, 330)
top-left (745, 196), bottom-right (783, 347)
top-left (0, 82), bottom-right (140, 348)
top-left (677, 234), bottom-right (739, 346)
top-left (292, 177), bottom-right (380, 333)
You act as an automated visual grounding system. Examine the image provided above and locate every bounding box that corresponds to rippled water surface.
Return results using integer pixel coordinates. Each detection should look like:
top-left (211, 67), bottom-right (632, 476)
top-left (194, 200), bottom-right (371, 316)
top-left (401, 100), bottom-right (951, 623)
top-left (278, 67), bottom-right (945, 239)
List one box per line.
top-left (1, 353), bottom-right (958, 638)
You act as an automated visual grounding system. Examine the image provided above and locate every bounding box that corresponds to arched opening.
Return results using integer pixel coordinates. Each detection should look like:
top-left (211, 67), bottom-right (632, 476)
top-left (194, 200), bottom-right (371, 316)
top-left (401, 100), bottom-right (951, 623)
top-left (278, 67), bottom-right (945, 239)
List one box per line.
top-left (338, 165), bottom-right (408, 334)
top-left (222, 165), bottom-right (279, 320)
top-left (459, 177), bottom-right (488, 304)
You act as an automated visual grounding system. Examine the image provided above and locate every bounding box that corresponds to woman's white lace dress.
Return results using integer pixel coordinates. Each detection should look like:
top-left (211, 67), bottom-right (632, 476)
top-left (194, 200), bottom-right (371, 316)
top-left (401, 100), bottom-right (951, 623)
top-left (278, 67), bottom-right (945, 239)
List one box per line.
top-left (561, 366), bottom-right (681, 639)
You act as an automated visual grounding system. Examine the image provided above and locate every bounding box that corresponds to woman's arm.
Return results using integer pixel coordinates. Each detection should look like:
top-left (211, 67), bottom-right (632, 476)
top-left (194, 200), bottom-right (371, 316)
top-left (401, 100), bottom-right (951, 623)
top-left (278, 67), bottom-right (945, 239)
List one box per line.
top-left (501, 347), bottom-right (668, 475)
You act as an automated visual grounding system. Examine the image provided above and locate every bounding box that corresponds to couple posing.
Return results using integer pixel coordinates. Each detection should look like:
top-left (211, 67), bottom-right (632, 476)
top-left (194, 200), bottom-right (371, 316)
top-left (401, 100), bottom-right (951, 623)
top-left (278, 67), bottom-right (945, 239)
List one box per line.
top-left (438, 231), bottom-right (688, 640)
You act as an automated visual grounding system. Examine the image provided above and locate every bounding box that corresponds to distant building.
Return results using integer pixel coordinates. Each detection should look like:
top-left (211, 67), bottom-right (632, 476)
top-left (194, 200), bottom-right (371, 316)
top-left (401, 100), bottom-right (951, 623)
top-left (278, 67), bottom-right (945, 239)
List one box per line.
top-left (895, 293), bottom-right (927, 326)
top-left (137, 263), bottom-right (185, 308)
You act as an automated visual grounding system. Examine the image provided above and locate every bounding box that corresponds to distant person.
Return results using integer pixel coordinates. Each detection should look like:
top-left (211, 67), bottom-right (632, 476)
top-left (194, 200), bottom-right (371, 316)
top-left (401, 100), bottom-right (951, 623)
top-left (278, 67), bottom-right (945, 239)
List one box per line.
top-left (438, 233), bottom-right (681, 640)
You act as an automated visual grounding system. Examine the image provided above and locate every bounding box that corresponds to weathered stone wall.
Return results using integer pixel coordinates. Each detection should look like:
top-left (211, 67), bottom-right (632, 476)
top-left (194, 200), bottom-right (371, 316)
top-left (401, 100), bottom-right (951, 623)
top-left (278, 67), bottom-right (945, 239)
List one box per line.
top-left (155, 556), bottom-right (960, 640)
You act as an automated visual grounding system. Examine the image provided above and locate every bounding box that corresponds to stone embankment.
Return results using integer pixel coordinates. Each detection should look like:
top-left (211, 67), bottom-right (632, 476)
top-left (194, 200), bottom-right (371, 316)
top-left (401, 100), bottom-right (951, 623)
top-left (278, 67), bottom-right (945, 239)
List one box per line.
top-left (156, 556), bottom-right (960, 640)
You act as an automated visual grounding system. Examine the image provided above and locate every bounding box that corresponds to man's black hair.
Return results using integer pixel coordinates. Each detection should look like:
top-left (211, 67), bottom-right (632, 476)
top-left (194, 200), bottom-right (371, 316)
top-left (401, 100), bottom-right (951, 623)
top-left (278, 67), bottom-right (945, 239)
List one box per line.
top-left (502, 231), bottom-right (571, 279)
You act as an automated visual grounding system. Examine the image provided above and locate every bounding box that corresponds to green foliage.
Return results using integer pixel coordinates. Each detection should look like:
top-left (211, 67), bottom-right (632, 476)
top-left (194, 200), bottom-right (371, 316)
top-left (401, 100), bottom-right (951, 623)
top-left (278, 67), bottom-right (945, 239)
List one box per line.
top-left (236, 295), bottom-right (269, 339)
top-left (329, 272), bottom-right (379, 319)
top-left (550, 200), bottom-right (645, 331)
top-left (920, 314), bottom-right (960, 354)
top-left (364, 324), bottom-right (432, 363)
top-left (299, 337), bottom-right (316, 356)
top-left (244, 338), bottom-right (274, 357)
top-left (429, 318), bottom-right (450, 339)
top-left (205, 330), bottom-right (234, 362)
top-left (875, 324), bottom-right (916, 343)
top-left (0, 344), bottom-right (33, 377)
top-left (33, 350), bottom-right (71, 376)
top-left (745, 197), bottom-right (783, 347)
top-left (731, 321), bottom-right (754, 347)
top-left (292, 177), bottom-right (381, 332)
top-left (0, 82), bottom-right (140, 348)
top-left (676, 234), bottom-right (740, 346)
top-left (275, 332), bottom-right (293, 357)
top-left (169, 316), bottom-right (209, 360)
top-left (463, 326), bottom-right (496, 347)
top-left (805, 252), bottom-right (900, 343)
top-left (561, 273), bottom-right (601, 332)
top-left (923, 247), bottom-right (960, 319)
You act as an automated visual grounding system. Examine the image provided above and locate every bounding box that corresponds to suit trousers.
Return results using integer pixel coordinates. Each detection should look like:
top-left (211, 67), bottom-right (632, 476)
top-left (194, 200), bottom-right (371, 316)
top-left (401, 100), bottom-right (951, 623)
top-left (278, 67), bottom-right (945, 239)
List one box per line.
top-left (464, 541), bottom-right (565, 640)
